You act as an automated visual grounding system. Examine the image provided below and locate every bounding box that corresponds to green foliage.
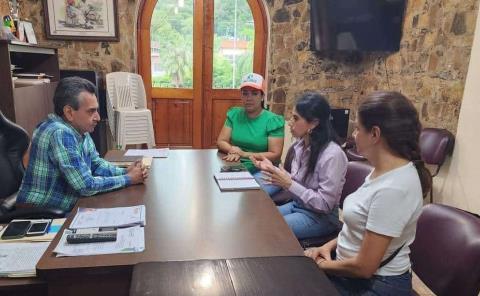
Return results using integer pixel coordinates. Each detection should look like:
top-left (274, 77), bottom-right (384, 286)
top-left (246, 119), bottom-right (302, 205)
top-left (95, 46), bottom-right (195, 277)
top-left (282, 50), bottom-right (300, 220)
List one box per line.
top-left (150, 0), bottom-right (255, 89)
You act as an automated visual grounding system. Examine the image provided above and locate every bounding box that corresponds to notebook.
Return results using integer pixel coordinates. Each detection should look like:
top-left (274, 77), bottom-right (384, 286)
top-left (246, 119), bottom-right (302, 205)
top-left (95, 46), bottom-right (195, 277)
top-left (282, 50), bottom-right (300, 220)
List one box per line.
top-left (214, 171), bottom-right (260, 191)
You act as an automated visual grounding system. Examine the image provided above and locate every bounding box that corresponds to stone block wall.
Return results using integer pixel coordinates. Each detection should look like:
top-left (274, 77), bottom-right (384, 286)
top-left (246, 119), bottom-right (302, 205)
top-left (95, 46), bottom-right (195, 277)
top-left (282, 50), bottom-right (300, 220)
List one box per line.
top-left (266, 0), bottom-right (479, 132)
top-left (2, 0), bottom-right (479, 133)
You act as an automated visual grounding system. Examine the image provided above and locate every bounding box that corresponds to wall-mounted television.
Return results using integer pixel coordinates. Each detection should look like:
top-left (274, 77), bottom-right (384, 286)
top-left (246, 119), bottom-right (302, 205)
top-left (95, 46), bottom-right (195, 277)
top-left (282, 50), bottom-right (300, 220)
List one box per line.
top-left (310, 0), bottom-right (407, 52)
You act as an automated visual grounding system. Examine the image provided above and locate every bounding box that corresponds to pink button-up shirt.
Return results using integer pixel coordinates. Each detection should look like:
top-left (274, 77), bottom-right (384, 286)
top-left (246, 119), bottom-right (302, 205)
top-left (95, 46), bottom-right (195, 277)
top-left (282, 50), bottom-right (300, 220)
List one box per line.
top-left (288, 139), bottom-right (348, 213)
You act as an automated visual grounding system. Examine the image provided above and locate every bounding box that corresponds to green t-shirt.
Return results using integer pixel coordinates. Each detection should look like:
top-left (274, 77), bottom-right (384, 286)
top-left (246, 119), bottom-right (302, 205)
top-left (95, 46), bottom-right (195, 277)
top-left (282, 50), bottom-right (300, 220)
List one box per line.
top-left (224, 107), bottom-right (285, 172)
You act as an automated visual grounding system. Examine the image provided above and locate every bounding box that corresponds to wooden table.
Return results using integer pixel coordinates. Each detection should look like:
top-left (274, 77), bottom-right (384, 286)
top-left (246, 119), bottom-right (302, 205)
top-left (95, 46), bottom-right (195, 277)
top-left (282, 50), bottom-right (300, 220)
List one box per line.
top-left (36, 150), bottom-right (304, 296)
top-left (130, 256), bottom-right (339, 296)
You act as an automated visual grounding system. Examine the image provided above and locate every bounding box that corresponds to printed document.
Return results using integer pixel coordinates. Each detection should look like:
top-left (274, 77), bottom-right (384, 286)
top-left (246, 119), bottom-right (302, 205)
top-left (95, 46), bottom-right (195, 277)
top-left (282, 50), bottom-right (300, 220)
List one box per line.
top-left (125, 148), bottom-right (169, 158)
top-left (0, 242), bottom-right (50, 277)
top-left (70, 205), bottom-right (146, 229)
top-left (54, 226), bottom-right (145, 257)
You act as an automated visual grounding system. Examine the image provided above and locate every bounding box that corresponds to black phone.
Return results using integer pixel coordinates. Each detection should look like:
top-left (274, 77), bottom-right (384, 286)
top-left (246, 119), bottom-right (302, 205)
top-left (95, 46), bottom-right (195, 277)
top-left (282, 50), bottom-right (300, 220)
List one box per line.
top-left (26, 220), bottom-right (51, 236)
top-left (221, 164), bottom-right (247, 172)
top-left (1, 220), bottom-right (31, 240)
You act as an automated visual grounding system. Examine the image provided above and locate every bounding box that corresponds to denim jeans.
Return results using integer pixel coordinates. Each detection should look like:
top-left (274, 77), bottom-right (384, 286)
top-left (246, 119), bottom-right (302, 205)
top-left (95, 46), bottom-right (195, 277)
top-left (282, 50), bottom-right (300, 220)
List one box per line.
top-left (328, 271), bottom-right (412, 296)
top-left (277, 201), bottom-right (340, 239)
top-left (252, 171), bottom-right (282, 196)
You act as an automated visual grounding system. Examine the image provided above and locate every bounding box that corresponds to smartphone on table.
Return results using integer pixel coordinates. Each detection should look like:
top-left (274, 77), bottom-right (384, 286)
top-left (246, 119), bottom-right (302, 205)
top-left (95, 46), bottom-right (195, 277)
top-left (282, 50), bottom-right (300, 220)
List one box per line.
top-left (26, 220), bottom-right (51, 236)
top-left (1, 220), bottom-right (31, 240)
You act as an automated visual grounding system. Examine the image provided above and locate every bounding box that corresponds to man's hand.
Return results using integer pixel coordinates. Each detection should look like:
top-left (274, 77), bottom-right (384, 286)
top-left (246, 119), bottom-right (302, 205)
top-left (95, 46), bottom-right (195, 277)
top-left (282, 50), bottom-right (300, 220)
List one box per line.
top-left (128, 165), bottom-right (148, 184)
top-left (127, 160), bottom-right (142, 172)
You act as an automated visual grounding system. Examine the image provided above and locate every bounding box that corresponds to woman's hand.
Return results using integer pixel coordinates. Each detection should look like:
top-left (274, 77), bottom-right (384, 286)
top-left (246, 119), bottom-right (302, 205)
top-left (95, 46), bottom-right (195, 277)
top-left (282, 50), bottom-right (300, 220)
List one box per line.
top-left (228, 146), bottom-right (244, 156)
top-left (304, 245), bottom-right (333, 266)
top-left (250, 155), bottom-right (274, 171)
top-left (222, 153), bottom-right (241, 162)
top-left (261, 165), bottom-right (292, 189)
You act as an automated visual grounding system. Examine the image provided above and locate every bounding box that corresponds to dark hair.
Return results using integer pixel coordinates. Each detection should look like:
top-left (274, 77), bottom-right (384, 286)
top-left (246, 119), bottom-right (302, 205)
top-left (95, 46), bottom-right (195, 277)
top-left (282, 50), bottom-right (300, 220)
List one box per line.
top-left (295, 92), bottom-right (338, 182)
top-left (358, 91), bottom-right (432, 197)
top-left (53, 77), bottom-right (97, 116)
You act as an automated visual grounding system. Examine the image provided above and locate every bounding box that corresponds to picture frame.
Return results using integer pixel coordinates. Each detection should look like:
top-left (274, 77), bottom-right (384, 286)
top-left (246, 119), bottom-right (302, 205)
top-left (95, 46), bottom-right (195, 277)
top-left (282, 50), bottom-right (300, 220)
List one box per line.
top-left (23, 21), bottom-right (38, 44)
top-left (43, 0), bottom-right (119, 41)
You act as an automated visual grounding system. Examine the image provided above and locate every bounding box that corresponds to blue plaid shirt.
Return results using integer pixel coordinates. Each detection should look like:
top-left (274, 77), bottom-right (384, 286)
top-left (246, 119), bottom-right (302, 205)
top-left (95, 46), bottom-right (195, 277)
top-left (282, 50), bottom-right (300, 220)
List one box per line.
top-left (17, 114), bottom-right (131, 211)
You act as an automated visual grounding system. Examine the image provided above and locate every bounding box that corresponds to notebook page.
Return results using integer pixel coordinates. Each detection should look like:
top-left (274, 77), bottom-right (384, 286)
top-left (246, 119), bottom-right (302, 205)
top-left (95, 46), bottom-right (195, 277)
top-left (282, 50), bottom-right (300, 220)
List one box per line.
top-left (217, 178), bottom-right (260, 190)
top-left (214, 171), bottom-right (253, 180)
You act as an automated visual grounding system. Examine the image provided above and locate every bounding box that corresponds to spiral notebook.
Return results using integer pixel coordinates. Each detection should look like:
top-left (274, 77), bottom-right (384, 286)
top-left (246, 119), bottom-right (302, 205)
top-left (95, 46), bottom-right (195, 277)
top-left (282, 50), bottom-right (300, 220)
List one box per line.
top-left (214, 171), bottom-right (260, 191)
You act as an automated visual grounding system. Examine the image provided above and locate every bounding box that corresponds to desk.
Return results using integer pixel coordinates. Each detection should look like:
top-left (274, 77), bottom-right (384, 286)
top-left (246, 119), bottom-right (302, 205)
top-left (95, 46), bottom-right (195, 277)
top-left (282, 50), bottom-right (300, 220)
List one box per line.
top-left (130, 257), bottom-right (339, 296)
top-left (36, 150), bottom-right (304, 296)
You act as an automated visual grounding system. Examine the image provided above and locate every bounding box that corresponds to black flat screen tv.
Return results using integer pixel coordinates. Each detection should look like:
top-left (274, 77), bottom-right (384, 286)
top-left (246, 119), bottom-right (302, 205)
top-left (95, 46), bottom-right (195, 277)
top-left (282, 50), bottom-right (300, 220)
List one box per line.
top-left (310, 0), bottom-right (407, 52)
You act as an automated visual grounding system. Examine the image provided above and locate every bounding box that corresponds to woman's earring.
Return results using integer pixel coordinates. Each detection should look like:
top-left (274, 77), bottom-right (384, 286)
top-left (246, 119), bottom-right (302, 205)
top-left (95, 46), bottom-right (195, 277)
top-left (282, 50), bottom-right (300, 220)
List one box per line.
top-left (307, 128), bottom-right (312, 134)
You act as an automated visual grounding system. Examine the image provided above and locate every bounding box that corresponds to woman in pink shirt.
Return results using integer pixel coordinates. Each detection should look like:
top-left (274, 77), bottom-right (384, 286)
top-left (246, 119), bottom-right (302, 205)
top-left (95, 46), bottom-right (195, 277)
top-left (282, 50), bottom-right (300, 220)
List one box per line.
top-left (252, 92), bottom-right (348, 239)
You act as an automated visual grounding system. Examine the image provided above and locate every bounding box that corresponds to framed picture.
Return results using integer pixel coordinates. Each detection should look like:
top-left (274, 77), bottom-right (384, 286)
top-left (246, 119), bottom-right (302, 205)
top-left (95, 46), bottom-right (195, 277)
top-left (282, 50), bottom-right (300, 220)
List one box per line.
top-left (23, 21), bottom-right (38, 44)
top-left (43, 0), bottom-right (119, 41)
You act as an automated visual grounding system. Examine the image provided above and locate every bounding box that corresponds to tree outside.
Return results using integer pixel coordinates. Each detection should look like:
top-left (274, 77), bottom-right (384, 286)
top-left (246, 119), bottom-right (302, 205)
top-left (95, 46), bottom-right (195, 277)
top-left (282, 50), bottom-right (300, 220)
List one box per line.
top-left (150, 0), bottom-right (254, 89)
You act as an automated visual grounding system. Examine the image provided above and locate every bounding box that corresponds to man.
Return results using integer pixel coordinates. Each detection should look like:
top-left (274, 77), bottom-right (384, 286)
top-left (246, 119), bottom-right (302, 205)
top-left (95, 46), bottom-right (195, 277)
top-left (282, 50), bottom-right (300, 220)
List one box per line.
top-left (16, 77), bottom-right (147, 211)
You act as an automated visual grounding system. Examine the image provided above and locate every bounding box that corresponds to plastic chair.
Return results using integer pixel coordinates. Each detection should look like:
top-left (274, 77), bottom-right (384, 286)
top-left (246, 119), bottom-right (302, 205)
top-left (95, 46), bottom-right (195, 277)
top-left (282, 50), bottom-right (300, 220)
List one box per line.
top-left (410, 204), bottom-right (480, 296)
top-left (106, 72), bottom-right (155, 149)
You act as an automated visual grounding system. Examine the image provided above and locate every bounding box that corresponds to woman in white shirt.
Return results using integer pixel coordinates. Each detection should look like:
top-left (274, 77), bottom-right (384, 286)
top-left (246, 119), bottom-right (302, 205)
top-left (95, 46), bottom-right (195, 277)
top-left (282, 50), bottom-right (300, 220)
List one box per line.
top-left (305, 91), bottom-right (432, 295)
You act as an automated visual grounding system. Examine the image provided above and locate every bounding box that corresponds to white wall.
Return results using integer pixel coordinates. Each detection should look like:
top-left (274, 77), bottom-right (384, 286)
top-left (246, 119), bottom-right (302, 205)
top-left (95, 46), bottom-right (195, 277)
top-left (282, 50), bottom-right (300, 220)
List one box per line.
top-left (435, 8), bottom-right (480, 214)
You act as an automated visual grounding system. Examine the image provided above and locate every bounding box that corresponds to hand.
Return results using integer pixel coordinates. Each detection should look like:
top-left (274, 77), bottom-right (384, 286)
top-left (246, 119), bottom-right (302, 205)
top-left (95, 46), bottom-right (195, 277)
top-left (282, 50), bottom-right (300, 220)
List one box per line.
top-left (222, 153), bottom-right (241, 162)
top-left (261, 165), bottom-right (292, 189)
top-left (128, 165), bottom-right (148, 185)
top-left (249, 155), bottom-right (274, 171)
top-left (228, 146), bottom-right (244, 156)
top-left (127, 160), bottom-right (142, 172)
top-left (304, 245), bottom-right (332, 262)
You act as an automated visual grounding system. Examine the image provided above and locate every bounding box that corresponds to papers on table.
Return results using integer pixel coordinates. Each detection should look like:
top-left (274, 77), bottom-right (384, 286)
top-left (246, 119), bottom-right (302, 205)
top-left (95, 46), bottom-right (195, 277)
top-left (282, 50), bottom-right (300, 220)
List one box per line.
top-left (125, 148), bottom-right (169, 158)
top-left (70, 205), bottom-right (146, 229)
top-left (54, 226), bottom-right (145, 257)
top-left (0, 242), bottom-right (50, 277)
top-left (214, 171), bottom-right (261, 191)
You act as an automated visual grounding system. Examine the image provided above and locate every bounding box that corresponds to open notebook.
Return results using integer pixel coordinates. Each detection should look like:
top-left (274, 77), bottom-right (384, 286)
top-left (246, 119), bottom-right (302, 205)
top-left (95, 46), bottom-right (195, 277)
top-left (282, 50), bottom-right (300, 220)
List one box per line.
top-left (214, 171), bottom-right (260, 191)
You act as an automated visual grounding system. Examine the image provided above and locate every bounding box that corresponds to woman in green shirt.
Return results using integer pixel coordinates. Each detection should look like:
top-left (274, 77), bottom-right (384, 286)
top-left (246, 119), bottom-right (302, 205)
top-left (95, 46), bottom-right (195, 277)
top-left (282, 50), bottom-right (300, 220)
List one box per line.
top-left (217, 73), bottom-right (285, 195)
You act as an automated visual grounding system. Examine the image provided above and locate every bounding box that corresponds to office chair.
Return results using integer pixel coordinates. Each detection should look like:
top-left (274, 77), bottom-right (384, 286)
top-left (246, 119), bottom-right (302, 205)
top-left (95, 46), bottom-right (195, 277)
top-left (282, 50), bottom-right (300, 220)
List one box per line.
top-left (410, 204), bottom-right (480, 296)
top-left (0, 111), bottom-right (65, 223)
top-left (419, 128), bottom-right (455, 203)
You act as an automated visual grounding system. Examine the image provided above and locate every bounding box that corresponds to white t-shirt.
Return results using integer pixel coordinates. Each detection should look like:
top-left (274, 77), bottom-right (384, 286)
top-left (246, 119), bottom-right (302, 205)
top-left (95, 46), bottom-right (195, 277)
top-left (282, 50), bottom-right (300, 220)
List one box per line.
top-left (336, 162), bottom-right (423, 276)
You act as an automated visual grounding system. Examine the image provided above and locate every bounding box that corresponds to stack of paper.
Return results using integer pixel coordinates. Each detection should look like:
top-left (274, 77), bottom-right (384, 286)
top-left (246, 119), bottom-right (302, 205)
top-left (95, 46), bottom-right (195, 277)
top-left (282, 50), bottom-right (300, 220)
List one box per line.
top-left (0, 242), bottom-right (50, 277)
top-left (53, 205), bottom-right (146, 257)
top-left (70, 205), bottom-right (146, 229)
top-left (214, 171), bottom-right (260, 191)
top-left (54, 226), bottom-right (144, 257)
top-left (125, 148), bottom-right (169, 158)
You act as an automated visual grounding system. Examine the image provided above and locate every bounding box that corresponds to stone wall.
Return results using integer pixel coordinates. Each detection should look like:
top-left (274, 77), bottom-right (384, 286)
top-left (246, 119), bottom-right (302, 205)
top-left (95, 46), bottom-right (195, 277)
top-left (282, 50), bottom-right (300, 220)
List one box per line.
top-left (266, 0), bottom-right (479, 132)
top-left (4, 0), bottom-right (479, 132)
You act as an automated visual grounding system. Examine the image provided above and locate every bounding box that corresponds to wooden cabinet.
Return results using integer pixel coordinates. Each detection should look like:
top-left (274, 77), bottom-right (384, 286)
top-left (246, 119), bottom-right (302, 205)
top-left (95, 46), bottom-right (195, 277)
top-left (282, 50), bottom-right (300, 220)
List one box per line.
top-left (0, 40), bottom-right (60, 136)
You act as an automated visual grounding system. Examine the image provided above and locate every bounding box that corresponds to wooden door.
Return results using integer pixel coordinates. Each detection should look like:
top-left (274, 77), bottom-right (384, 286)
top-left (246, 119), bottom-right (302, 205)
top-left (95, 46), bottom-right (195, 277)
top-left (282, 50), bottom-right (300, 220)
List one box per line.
top-left (138, 0), bottom-right (266, 148)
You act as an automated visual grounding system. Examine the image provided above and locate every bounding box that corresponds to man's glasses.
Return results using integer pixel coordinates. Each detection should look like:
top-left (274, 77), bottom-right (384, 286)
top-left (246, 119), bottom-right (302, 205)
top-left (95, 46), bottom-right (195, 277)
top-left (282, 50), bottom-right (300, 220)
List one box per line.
top-left (241, 90), bottom-right (261, 97)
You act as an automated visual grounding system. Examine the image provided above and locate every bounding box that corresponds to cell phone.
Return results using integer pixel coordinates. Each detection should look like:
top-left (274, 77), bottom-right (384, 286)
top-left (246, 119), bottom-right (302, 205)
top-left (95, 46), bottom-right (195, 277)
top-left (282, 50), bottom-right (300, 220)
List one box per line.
top-left (26, 220), bottom-right (51, 236)
top-left (221, 164), bottom-right (247, 172)
top-left (1, 220), bottom-right (31, 240)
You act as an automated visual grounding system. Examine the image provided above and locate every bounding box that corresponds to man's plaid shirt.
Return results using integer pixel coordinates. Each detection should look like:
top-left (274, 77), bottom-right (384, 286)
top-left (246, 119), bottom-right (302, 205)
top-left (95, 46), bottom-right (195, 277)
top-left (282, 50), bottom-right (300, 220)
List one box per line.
top-left (17, 114), bottom-right (131, 211)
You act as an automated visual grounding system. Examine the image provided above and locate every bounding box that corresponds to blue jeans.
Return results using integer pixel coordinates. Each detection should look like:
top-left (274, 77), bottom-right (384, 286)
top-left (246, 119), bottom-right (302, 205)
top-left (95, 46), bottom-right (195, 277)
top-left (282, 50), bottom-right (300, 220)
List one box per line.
top-left (277, 201), bottom-right (340, 239)
top-left (328, 271), bottom-right (412, 296)
top-left (252, 171), bottom-right (282, 196)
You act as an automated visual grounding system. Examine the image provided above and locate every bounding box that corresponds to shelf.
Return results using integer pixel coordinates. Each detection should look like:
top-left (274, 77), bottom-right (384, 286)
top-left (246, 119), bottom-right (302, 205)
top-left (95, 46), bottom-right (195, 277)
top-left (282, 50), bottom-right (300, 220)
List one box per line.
top-left (8, 43), bottom-right (56, 55)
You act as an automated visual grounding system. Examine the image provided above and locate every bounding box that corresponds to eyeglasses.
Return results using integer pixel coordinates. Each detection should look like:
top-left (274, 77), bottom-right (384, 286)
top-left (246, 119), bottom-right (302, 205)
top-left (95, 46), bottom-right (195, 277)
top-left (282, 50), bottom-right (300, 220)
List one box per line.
top-left (241, 90), bottom-right (262, 97)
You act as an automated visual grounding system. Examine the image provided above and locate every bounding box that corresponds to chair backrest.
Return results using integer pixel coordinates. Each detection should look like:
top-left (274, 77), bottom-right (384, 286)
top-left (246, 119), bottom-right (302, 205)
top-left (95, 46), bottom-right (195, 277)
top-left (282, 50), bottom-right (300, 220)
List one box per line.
top-left (106, 72), bottom-right (147, 111)
top-left (340, 161), bottom-right (372, 208)
top-left (410, 204), bottom-right (480, 296)
top-left (0, 111), bottom-right (29, 199)
top-left (419, 128), bottom-right (455, 167)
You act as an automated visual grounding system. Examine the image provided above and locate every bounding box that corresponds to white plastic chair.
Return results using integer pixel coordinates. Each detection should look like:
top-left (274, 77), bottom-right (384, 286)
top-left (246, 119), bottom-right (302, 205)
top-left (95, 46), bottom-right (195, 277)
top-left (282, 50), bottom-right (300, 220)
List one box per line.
top-left (106, 72), bottom-right (155, 149)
